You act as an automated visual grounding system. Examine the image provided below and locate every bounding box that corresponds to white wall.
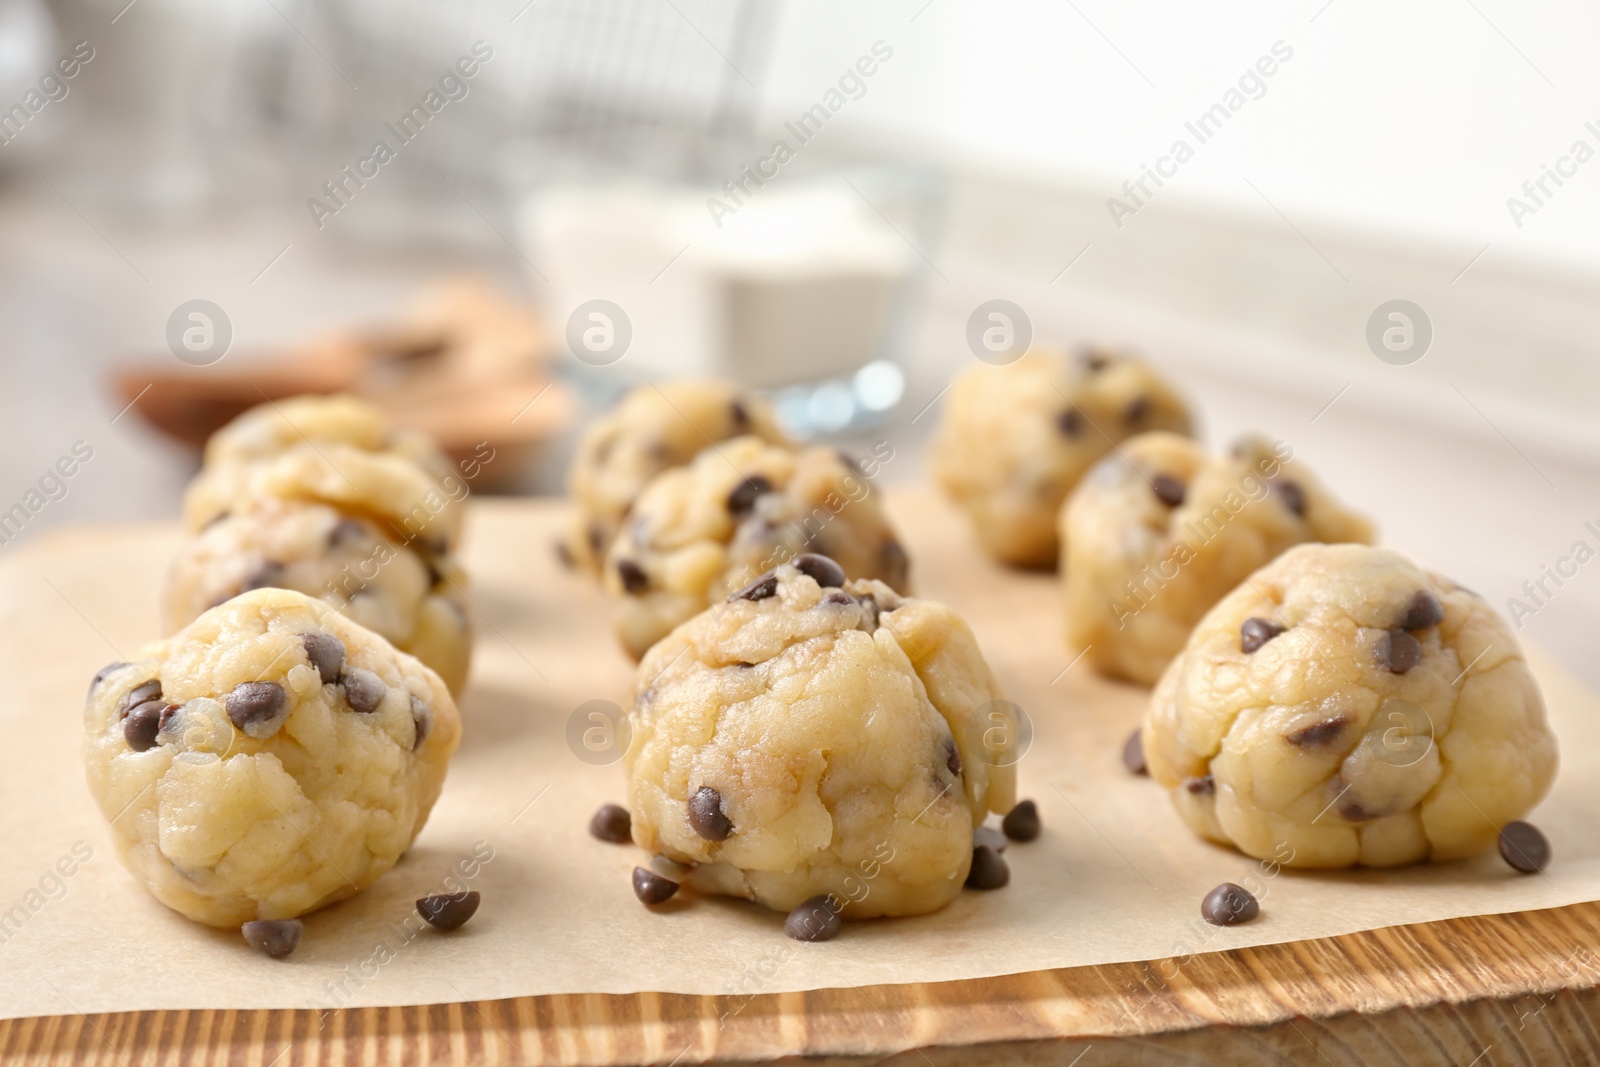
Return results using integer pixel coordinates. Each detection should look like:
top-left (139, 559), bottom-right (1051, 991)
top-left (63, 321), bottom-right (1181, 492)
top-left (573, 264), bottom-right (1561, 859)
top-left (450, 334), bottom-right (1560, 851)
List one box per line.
top-left (759, 0), bottom-right (1600, 273)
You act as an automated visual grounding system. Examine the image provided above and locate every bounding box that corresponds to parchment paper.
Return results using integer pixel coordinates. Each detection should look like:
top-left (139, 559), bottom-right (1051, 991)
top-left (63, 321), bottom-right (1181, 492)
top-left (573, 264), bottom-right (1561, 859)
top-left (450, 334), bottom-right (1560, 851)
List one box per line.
top-left (2, 489), bottom-right (1595, 1022)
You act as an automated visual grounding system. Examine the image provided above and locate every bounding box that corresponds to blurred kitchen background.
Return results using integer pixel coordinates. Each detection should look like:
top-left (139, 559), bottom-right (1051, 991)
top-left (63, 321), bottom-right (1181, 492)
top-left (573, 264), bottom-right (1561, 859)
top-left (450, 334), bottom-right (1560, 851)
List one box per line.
top-left (3, 0), bottom-right (1600, 679)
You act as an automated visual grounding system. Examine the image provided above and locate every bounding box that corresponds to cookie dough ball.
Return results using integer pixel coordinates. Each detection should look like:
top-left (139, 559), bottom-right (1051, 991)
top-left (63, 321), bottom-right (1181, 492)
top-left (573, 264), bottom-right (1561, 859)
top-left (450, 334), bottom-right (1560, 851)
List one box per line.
top-left (1063, 434), bottom-right (1375, 685)
top-left (625, 559), bottom-right (1017, 918)
top-left (563, 381), bottom-right (793, 575)
top-left (83, 588), bottom-right (462, 927)
top-left (185, 395), bottom-right (463, 553)
top-left (603, 436), bottom-right (910, 660)
top-left (1144, 543), bottom-right (1558, 868)
top-left (162, 499), bottom-right (472, 695)
top-left (931, 350), bottom-right (1193, 568)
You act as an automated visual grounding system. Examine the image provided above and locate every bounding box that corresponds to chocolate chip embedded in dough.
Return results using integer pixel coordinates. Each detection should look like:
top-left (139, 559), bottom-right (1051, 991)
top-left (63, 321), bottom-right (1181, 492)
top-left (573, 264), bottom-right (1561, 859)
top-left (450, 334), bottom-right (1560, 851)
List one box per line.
top-left (1055, 409), bottom-right (1083, 438)
top-left (631, 867), bottom-right (679, 906)
top-left (1399, 590), bottom-right (1445, 631)
top-left (587, 523), bottom-right (606, 553)
top-left (328, 519), bottom-right (366, 547)
top-left (226, 681), bottom-right (289, 738)
top-left (89, 662), bottom-right (129, 699)
top-left (418, 891), bottom-right (480, 931)
top-left (300, 632), bottom-right (346, 685)
top-left (1201, 883), bottom-right (1259, 926)
top-left (728, 574), bottom-right (778, 603)
top-left (589, 804), bottom-right (632, 844)
top-left (1377, 629), bottom-right (1423, 674)
top-left (1240, 617), bottom-right (1288, 654)
top-left (1124, 396), bottom-right (1150, 425)
top-left (410, 694), bottom-right (431, 750)
top-left (1081, 351), bottom-right (1111, 373)
top-left (881, 541), bottom-right (909, 588)
top-left (616, 559), bottom-right (649, 595)
top-left (1001, 799), bottom-right (1041, 842)
top-left (687, 786), bottom-right (733, 841)
top-left (965, 845), bottom-right (1010, 889)
top-left (1185, 774), bottom-right (1215, 795)
top-left (793, 553), bottom-right (846, 589)
top-left (726, 474), bottom-right (773, 516)
top-left (1286, 716), bottom-right (1349, 747)
top-left (340, 668), bottom-right (386, 714)
top-left (119, 680), bottom-right (162, 718)
top-left (729, 399), bottom-right (750, 430)
top-left (1123, 729), bottom-right (1147, 775)
top-left (1151, 474), bottom-right (1186, 508)
top-left (1276, 480), bottom-right (1307, 518)
top-left (241, 919), bottom-right (302, 958)
top-left (123, 701), bottom-right (167, 752)
top-left (784, 895), bottom-right (842, 942)
top-left (243, 561), bottom-right (286, 592)
top-left (945, 738), bottom-right (963, 777)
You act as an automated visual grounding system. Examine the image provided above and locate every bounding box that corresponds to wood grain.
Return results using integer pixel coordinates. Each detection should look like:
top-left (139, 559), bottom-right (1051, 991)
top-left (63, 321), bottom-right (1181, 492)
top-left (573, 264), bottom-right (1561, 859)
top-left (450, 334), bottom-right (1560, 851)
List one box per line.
top-left (7, 897), bottom-right (1600, 1065)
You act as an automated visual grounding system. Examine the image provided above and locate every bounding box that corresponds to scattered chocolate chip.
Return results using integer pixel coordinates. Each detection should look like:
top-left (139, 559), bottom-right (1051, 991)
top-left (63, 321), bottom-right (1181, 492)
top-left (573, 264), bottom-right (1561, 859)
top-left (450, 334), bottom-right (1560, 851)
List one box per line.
top-left (793, 553), bottom-right (846, 589)
top-left (1377, 629), bottom-right (1422, 674)
top-left (945, 738), bottom-right (963, 777)
top-left (785, 895), bottom-right (842, 942)
top-left (821, 591), bottom-right (855, 606)
top-left (726, 474), bottom-right (773, 515)
top-left (728, 574), bottom-right (778, 603)
top-left (119, 680), bottom-right (162, 718)
top-left (1185, 774), bottom-right (1215, 795)
top-left (410, 695), bottom-right (431, 750)
top-left (226, 681), bottom-right (288, 737)
top-left (300, 632), bottom-right (345, 684)
top-left (123, 701), bottom-right (167, 752)
top-left (730, 399), bottom-right (750, 429)
top-left (1338, 796), bottom-right (1378, 822)
top-left (858, 594), bottom-right (882, 632)
top-left (632, 867), bottom-right (679, 905)
top-left (965, 845), bottom-right (1010, 889)
top-left (340, 668), bottom-right (386, 714)
top-left (418, 891), bottom-right (480, 931)
top-left (1240, 617), bottom-right (1288, 654)
top-left (89, 662), bottom-right (128, 699)
top-left (243, 561), bottom-right (286, 592)
top-left (1499, 821), bottom-right (1551, 873)
top-left (1201, 883), bottom-right (1259, 926)
top-left (1002, 799), bottom-right (1041, 842)
top-left (1276, 480), bottom-right (1307, 518)
top-left (1151, 474), bottom-right (1186, 507)
top-left (1055, 409), bottom-right (1083, 437)
top-left (974, 826), bottom-right (1008, 853)
top-left (881, 541), bottom-right (909, 587)
top-left (590, 804), bottom-right (633, 844)
top-left (1400, 590), bottom-right (1445, 631)
top-left (1286, 716), bottom-right (1349, 747)
top-left (1123, 729), bottom-right (1147, 775)
top-left (1124, 396), bottom-right (1150, 425)
top-left (1081, 351), bottom-right (1110, 373)
top-left (328, 518), bottom-right (366, 547)
top-left (241, 918), bottom-right (302, 958)
top-left (616, 559), bottom-right (649, 595)
top-left (688, 786), bottom-right (733, 841)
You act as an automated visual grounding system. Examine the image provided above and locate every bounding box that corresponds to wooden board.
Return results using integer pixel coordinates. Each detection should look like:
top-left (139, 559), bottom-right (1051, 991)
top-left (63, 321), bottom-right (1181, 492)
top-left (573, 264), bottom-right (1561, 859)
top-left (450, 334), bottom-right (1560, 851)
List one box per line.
top-left (5, 494), bottom-right (1600, 1065)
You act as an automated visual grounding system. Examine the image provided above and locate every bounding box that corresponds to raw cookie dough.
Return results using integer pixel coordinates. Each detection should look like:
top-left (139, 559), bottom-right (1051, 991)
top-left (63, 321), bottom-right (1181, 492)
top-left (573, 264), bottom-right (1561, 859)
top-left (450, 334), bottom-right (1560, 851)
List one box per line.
top-left (563, 380), bottom-right (793, 575)
top-left (930, 350), bottom-right (1194, 568)
top-left (625, 558), bottom-right (1018, 918)
top-left (185, 395), bottom-right (464, 553)
top-left (162, 499), bottom-right (472, 695)
top-left (1062, 433), bottom-right (1375, 685)
top-left (603, 435), bottom-right (910, 660)
top-left (83, 588), bottom-right (462, 927)
top-left (1144, 543), bottom-right (1558, 868)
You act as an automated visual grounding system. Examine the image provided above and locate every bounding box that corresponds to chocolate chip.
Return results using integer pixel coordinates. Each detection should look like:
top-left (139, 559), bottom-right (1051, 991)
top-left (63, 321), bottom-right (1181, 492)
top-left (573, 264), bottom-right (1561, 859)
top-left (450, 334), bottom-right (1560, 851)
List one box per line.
top-left (1287, 716), bottom-right (1349, 747)
top-left (688, 786), bottom-right (733, 841)
top-left (785, 895), bottom-right (843, 942)
top-left (1125, 396), bottom-right (1150, 425)
top-left (726, 474), bottom-right (773, 515)
top-left (300, 632), bottom-right (345, 685)
top-left (1151, 474), bottom-right (1186, 507)
top-left (590, 804), bottom-right (633, 844)
top-left (1123, 730), bottom-right (1147, 775)
top-left (730, 399), bottom-right (750, 429)
top-left (1201, 883), bottom-right (1259, 926)
top-left (1276, 480), bottom-right (1307, 518)
top-left (945, 738), bottom-right (963, 777)
top-left (123, 701), bottom-right (167, 752)
top-left (617, 559), bottom-right (649, 595)
top-left (881, 541), bottom-right (909, 587)
top-left (858, 594), bottom-right (882, 632)
top-left (1002, 799), bottom-right (1041, 842)
top-left (119, 680), bottom-right (162, 718)
top-left (1081, 351), bottom-right (1110, 373)
top-left (1400, 590), bottom-right (1445, 631)
top-left (793, 553), bottom-right (846, 589)
top-left (340, 668), bottom-right (386, 714)
top-left (241, 918), bottom-right (302, 958)
top-left (410, 695), bottom-right (431, 750)
top-left (822, 591), bottom-right (855, 606)
top-left (201, 510), bottom-right (231, 530)
top-left (837, 449), bottom-right (860, 473)
top-left (89, 662), bottom-right (128, 699)
top-left (554, 540), bottom-right (575, 568)
top-left (1055, 409), bottom-right (1083, 437)
top-left (1241, 617), bottom-right (1287, 654)
top-left (226, 681), bottom-right (288, 737)
top-left (1499, 821), bottom-right (1551, 873)
top-left (965, 845), bottom-right (1010, 889)
top-left (1338, 796), bottom-right (1378, 822)
top-left (418, 891), bottom-right (480, 931)
top-left (728, 574), bottom-right (778, 603)
top-left (328, 519), bottom-right (366, 547)
top-left (632, 867), bottom-right (679, 905)
top-left (1185, 774), bottom-right (1215, 795)
top-left (243, 560), bottom-right (286, 592)
top-left (587, 523), bottom-right (606, 553)
top-left (974, 826), bottom-right (1008, 853)
top-left (1377, 629), bottom-right (1422, 674)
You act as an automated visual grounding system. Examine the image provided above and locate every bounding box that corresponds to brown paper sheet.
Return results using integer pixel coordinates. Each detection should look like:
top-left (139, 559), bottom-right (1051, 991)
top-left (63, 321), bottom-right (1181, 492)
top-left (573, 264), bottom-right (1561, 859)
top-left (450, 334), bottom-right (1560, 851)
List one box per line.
top-left (1, 489), bottom-right (1594, 1022)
